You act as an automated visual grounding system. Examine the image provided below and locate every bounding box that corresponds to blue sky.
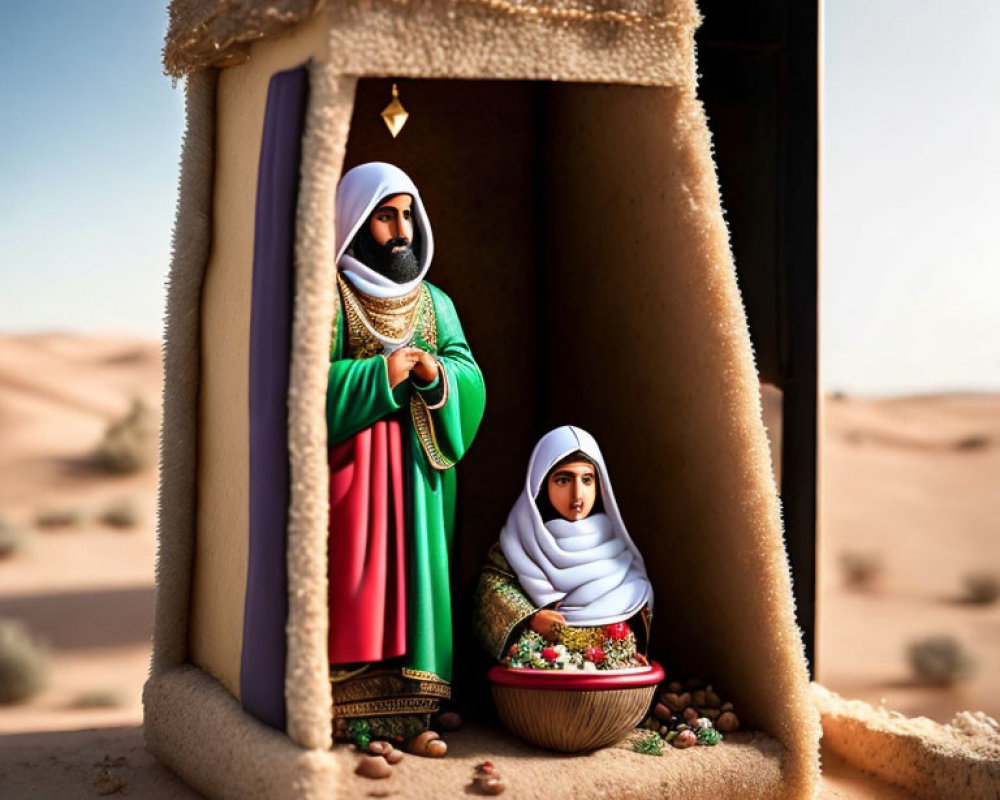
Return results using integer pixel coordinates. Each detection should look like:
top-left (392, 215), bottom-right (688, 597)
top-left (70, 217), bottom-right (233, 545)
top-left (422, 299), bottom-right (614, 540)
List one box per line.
top-left (822, 1), bottom-right (1000, 393)
top-left (0, 1), bottom-right (997, 393)
top-left (0, 2), bottom-right (182, 340)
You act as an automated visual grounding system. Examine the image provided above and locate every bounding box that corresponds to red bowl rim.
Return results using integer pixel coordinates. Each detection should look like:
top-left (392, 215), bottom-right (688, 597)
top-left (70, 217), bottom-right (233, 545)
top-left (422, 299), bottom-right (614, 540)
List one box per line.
top-left (487, 660), bottom-right (664, 691)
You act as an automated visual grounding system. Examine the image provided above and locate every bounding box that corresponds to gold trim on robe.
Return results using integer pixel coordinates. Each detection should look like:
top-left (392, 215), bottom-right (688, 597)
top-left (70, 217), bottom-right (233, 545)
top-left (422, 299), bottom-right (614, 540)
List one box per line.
top-left (331, 667), bottom-right (451, 720)
top-left (473, 544), bottom-right (540, 659)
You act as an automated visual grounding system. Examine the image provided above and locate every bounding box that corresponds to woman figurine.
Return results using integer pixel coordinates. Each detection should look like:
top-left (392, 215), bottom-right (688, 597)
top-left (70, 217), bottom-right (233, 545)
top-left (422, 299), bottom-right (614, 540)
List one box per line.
top-left (474, 426), bottom-right (653, 669)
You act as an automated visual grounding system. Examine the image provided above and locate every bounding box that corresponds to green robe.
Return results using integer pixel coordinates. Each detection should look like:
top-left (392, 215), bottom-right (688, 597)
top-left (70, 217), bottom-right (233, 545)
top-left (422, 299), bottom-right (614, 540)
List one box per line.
top-left (327, 281), bottom-right (485, 684)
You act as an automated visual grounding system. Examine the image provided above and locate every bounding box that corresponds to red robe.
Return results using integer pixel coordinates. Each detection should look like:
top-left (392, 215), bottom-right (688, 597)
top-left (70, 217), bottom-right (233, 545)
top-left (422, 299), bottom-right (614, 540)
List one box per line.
top-left (328, 418), bottom-right (408, 663)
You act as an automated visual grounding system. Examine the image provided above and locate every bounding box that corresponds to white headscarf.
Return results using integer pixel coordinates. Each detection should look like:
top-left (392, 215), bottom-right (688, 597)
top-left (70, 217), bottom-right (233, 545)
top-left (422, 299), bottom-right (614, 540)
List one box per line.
top-left (499, 426), bottom-right (653, 626)
top-left (335, 162), bottom-right (434, 298)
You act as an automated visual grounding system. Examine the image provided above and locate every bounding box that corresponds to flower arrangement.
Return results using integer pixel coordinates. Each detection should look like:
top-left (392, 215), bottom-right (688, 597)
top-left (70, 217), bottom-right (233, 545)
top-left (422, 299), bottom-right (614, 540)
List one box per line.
top-left (501, 624), bottom-right (645, 671)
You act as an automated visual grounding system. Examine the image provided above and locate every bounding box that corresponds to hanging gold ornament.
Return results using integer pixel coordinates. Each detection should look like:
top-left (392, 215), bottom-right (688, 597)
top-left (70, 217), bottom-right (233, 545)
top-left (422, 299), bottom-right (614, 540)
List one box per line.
top-left (380, 83), bottom-right (409, 139)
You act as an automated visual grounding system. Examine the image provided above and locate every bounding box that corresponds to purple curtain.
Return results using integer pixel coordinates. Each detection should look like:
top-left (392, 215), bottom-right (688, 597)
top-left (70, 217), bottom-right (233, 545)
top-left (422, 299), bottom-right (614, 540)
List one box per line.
top-left (241, 65), bottom-right (309, 730)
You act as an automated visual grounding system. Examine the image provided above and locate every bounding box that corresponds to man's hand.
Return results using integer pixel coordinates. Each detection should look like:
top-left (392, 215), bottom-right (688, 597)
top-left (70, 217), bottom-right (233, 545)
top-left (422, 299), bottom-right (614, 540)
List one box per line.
top-left (386, 348), bottom-right (420, 388)
top-left (406, 348), bottom-right (440, 385)
top-left (530, 609), bottom-right (566, 643)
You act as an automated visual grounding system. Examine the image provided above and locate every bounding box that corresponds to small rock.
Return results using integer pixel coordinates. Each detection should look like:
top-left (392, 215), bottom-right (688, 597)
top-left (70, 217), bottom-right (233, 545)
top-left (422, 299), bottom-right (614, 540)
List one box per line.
top-left (386, 749), bottom-right (404, 764)
top-left (473, 774), bottom-right (506, 795)
top-left (653, 702), bottom-right (672, 722)
top-left (682, 706), bottom-right (699, 724)
top-left (407, 730), bottom-right (441, 756)
top-left (691, 690), bottom-right (707, 708)
top-left (367, 740), bottom-right (392, 756)
top-left (93, 769), bottom-right (125, 796)
top-left (472, 762), bottom-right (505, 795)
top-left (426, 739), bottom-right (447, 758)
top-left (720, 701), bottom-right (734, 712)
top-left (676, 692), bottom-right (692, 709)
top-left (672, 729), bottom-right (698, 749)
top-left (703, 708), bottom-right (721, 721)
top-left (716, 711), bottom-right (740, 733)
top-left (662, 692), bottom-right (684, 712)
top-left (705, 687), bottom-right (721, 707)
top-left (437, 711), bottom-right (462, 731)
top-left (356, 755), bottom-right (391, 779)
top-left (659, 725), bottom-right (670, 737)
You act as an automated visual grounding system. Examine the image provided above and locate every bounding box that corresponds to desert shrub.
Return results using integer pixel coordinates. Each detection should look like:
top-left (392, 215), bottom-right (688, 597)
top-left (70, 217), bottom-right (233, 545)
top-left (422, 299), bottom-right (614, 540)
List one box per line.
top-left (907, 635), bottom-right (977, 686)
top-left (98, 497), bottom-right (142, 529)
top-left (840, 550), bottom-right (884, 590)
top-left (963, 572), bottom-right (1000, 605)
top-left (0, 620), bottom-right (50, 704)
top-left (954, 434), bottom-right (991, 451)
top-left (69, 688), bottom-right (126, 709)
top-left (0, 513), bottom-right (30, 559)
top-left (94, 396), bottom-right (156, 474)
top-left (34, 507), bottom-right (83, 530)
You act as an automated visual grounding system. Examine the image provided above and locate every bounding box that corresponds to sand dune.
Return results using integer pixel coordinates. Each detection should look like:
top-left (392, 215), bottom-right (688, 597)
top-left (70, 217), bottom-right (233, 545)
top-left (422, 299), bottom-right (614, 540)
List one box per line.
top-left (818, 392), bottom-right (1000, 724)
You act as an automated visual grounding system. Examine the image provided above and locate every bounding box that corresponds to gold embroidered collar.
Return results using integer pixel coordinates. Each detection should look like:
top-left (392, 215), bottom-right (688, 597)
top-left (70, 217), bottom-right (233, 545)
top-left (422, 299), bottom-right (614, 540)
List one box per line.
top-left (338, 273), bottom-right (421, 345)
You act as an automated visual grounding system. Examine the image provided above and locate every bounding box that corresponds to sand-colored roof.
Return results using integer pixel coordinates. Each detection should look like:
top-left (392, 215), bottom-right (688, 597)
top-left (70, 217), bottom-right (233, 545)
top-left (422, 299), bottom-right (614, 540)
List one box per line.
top-left (163, 0), bottom-right (700, 77)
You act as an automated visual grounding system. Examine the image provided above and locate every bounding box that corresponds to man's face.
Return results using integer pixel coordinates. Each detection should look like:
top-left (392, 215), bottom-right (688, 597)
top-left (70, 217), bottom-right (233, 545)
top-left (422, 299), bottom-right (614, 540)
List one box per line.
top-left (369, 194), bottom-right (414, 249)
top-left (546, 461), bottom-right (598, 522)
top-left (349, 192), bottom-right (421, 284)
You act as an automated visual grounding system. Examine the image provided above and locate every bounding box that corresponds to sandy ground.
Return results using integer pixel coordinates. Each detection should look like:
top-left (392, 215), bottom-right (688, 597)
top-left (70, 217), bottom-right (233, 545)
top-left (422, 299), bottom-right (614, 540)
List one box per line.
top-left (0, 334), bottom-right (995, 798)
top-left (817, 392), bottom-right (1000, 723)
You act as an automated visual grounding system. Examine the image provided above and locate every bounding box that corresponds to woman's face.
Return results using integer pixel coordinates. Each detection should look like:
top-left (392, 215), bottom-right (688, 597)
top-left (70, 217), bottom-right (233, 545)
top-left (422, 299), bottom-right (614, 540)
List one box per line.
top-left (546, 461), bottom-right (597, 521)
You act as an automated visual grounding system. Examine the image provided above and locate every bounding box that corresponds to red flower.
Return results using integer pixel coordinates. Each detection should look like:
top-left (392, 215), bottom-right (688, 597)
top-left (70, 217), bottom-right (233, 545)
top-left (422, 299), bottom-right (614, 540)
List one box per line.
top-left (541, 647), bottom-right (560, 662)
top-left (584, 646), bottom-right (606, 663)
top-left (603, 622), bottom-right (630, 641)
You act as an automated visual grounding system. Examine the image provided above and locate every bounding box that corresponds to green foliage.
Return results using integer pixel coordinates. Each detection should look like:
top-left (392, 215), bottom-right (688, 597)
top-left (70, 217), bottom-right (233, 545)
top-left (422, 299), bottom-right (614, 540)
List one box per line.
top-left (98, 497), bottom-right (142, 529)
top-left (347, 718), bottom-right (372, 748)
top-left (0, 620), bottom-right (50, 704)
top-left (0, 513), bottom-right (30, 559)
top-left (631, 729), bottom-right (663, 756)
top-left (697, 727), bottom-right (723, 746)
top-left (963, 572), bottom-right (1000, 605)
top-left (94, 397), bottom-right (156, 474)
top-left (908, 635), bottom-right (977, 686)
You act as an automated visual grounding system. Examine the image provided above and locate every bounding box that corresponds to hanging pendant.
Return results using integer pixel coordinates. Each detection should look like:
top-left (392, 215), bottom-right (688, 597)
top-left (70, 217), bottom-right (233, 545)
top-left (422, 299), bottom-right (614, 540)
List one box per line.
top-left (380, 83), bottom-right (409, 139)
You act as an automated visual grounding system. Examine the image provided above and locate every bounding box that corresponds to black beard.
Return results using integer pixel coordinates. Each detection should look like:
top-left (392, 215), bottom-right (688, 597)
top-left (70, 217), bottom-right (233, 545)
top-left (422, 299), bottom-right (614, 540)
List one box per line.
top-left (350, 228), bottom-right (422, 284)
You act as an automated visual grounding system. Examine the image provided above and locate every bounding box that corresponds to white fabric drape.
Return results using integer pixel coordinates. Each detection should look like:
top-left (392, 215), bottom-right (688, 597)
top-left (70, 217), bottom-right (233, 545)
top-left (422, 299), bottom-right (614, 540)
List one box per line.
top-left (334, 161), bottom-right (434, 298)
top-left (499, 426), bottom-right (653, 625)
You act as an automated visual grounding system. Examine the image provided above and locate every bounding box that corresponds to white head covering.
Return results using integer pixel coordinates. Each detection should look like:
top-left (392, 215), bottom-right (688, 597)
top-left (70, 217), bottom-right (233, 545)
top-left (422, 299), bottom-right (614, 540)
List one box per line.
top-left (499, 426), bottom-right (653, 626)
top-left (335, 162), bottom-right (435, 298)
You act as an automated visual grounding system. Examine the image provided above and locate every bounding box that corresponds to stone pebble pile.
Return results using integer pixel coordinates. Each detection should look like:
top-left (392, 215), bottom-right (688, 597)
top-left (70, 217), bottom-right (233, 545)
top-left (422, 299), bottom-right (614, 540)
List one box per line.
top-left (641, 678), bottom-right (741, 749)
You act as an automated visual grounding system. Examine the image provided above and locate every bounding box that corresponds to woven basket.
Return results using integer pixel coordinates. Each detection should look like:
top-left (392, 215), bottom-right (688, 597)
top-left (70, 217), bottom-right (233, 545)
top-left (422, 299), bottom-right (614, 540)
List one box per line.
top-left (488, 662), bottom-right (664, 752)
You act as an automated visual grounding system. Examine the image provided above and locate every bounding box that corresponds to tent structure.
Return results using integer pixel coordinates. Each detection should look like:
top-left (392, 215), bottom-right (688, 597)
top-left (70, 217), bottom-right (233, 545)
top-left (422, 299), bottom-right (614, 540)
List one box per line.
top-left (144, 0), bottom-right (822, 797)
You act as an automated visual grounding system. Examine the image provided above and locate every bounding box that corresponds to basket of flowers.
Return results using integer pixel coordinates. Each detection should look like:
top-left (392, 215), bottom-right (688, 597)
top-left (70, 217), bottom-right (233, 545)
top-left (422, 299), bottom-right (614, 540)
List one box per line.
top-left (487, 623), bottom-right (665, 752)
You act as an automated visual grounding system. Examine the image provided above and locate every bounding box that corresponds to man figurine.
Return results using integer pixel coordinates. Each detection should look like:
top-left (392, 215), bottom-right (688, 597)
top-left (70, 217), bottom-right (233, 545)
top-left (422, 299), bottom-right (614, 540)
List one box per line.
top-left (327, 162), bottom-right (485, 753)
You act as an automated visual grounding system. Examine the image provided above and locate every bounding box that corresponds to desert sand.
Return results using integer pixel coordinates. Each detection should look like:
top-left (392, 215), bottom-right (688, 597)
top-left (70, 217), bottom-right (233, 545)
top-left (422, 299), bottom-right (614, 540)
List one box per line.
top-left (0, 334), bottom-right (996, 798)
